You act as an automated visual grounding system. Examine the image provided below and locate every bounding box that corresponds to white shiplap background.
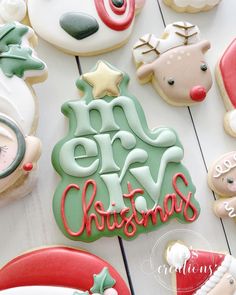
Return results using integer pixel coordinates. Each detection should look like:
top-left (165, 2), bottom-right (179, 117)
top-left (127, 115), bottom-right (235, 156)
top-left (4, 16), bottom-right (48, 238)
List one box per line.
top-left (1, 1), bottom-right (236, 294)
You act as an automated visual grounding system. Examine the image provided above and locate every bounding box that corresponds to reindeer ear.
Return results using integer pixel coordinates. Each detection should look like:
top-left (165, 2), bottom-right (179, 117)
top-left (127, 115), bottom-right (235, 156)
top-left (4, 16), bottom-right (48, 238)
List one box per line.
top-left (137, 63), bottom-right (154, 83)
top-left (135, 0), bottom-right (146, 13)
top-left (198, 40), bottom-right (211, 53)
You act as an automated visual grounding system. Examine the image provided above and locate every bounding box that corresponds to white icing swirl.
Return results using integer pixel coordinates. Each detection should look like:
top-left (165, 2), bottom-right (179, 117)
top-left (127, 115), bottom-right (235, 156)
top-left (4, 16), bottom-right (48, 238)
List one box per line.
top-left (166, 242), bottom-right (191, 270)
top-left (0, 0), bottom-right (27, 23)
top-left (174, 0), bottom-right (220, 9)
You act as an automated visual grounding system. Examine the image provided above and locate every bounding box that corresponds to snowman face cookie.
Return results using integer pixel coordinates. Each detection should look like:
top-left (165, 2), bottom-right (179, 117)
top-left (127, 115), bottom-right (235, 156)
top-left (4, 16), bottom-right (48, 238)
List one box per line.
top-left (27, 0), bottom-right (146, 56)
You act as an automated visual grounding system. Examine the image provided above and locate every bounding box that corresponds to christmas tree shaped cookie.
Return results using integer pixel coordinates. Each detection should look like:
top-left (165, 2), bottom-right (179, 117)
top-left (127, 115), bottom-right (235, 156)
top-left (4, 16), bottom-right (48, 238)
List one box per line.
top-left (52, 61), bottom-right (200, 242)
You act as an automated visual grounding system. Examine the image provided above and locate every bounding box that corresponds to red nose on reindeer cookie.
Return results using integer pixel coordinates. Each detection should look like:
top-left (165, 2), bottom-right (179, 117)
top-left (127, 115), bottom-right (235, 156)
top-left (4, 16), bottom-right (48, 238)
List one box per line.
top-left (133, 21), bottom-right (212, 107)
top-left (166, 242), bottom-right (236, 295)
top-left (0, 247), bottom-right (130, 295)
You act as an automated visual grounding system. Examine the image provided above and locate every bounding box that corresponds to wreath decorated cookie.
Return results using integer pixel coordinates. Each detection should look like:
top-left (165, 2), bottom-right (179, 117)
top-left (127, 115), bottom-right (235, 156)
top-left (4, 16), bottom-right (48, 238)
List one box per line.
top-left (0, 22), bottom-right (47, 203)
top-left (163, 0), bottom-right (221, 13)
top-left (0, 246), bottom-right (130, 295)
top-left (26, 0), bottom-right (146, 56)
top-left (166, 241), bottom-right (236, 295)
top-left (133, 21), bottom-right (212, 106)
top-left (52, 60), bottom-right (200, 242)
top-left (208, 152), bottom-right (236, 220)
top-left (216, 39), bottom-right (236, 138)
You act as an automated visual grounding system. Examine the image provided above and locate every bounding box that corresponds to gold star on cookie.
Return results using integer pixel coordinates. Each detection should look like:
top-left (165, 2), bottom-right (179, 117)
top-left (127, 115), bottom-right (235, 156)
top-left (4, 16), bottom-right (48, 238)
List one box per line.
top-left (82, 61), bottom-right (123, 99)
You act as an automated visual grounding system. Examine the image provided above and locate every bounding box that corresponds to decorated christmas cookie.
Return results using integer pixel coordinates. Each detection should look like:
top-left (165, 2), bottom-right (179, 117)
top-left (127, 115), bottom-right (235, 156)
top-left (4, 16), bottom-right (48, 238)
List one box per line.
top-left (0, 22), bottom-right (47, 203)
top-left (0, 246), bottom-right (130, 294)
top-left (163, 0), bottom-right (221, 13)
top-left (166, 241), bottom-right (236, 295)
top-left (208, 152), bottom-right (236, 220)
top-left (216, 39), bottom-right (236, 138)
top-left (52, 60), bottom-right (200, 242)
top-left (133, 22), bottom-right (212, 106)
top-left (27, 0), bottom-right (146, 56)
top-left (0, 0), bottom-right (27, 24)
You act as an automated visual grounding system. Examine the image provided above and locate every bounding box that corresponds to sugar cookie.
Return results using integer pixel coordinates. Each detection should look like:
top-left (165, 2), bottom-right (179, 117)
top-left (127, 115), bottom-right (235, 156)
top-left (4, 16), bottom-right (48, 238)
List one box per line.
top-left (0, 246), bottom-right (130, 294)
top-left (0, 22), bottom-right (47, 203)
top-left (163, 0), bottom-right (221, 13)
top-left (133, 21), bottom-right (212, 106)
top-left (208, 151), bottom-right (236, 220)
top-left (27, 0), bottom-right (146, 56)
top-left (52, 61), bottom-right (200, 242)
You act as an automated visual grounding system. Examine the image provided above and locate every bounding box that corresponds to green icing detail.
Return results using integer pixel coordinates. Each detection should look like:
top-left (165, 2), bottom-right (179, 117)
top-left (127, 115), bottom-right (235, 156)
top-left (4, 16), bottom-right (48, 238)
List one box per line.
top-left (73, 292), bottom-right (89, 295)
top-left (51, 61), bottom-right (200, 242)
top-left (0, 115), bottom-right (26, 179)
top-left (60, 13), bottom-right (99, 40)
top-left (0, 23), bottom-right (28, 53)
top-left (0, 45), bottom-right (45, 78)
top-left (90, 267), bottom-right (116, 294)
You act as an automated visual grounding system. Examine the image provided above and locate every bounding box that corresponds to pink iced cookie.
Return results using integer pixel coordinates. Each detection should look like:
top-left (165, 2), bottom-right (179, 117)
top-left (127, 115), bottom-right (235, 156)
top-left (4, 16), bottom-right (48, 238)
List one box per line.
top-left (133, 21), bottom-right (212, 106)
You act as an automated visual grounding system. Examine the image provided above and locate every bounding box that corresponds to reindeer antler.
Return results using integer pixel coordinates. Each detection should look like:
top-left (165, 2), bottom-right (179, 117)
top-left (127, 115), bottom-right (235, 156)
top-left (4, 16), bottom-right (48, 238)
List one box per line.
top-left (173, 22), bottom-right (198, 45)
top-left (133, 34), bottom-right (161, 56)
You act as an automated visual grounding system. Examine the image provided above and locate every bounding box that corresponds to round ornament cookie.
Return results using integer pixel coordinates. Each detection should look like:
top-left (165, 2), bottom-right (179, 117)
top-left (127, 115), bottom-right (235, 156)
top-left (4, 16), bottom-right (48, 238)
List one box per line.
top-left (52, 60), bottom-right (200, 242)
top-left (163, 0), bottom-right (221, 13)
top-left (166, 241), bottom-right (236, 295)
top-left (0, 246), bottom-right (130, 295)
top-left (216, 39), bottom-right (236, 138)
top-left (0, 22), bottom-right (47, 203)
top-left (208, 151), bottom-right (236, 219)
top-left (27, 0), bottom-right (146, 56)
top-left (133, 21), bottom-right (212, 106)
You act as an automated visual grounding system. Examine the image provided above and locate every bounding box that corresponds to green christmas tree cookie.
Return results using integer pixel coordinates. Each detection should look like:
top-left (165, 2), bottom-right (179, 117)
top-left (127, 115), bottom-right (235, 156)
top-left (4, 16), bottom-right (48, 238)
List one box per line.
top-left (52, 61), bottom-right (200, 242)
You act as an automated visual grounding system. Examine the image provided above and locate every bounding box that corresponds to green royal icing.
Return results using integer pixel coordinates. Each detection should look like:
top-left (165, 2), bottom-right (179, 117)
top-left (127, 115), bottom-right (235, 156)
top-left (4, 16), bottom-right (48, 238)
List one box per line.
top-left (0, 45), bottom-right (45, 78)
top-left (52, 61), bottom-right (200, 242)
top-left (0, 115), bottom-right (26, 179)
top-left (0, 23), bottom-right (28, 53)
top-left (90, 267), bottom-right (116, 294)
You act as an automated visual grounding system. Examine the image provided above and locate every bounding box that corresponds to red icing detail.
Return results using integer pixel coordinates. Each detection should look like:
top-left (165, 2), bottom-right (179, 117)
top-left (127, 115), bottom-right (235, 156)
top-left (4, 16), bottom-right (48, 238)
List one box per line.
top-left (109, 0), bottom-right (128, 14)
top-left (219, 38), bottom-right (236, 108)
top-left (0, 247), bottom-right (131, 294)
top-left (190, 86), bottom-right (207, 102)
top-left (23, 163), bottom-right (33, 172)
top-left (61, 174), bottom-right (198, 238)
top-left (175, 249), bottom-right (226, 295)
top-left (95, 0), bottom-right (135, 31)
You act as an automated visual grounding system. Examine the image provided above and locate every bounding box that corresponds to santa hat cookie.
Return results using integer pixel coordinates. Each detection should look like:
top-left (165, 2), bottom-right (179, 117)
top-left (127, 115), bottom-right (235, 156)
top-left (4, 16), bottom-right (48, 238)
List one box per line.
top-left (0, 247), bottom-right (130, 295)
top-left (166, 242), bottom-right (236, 295)
top-left (216, 39), bottom-right (236, 138)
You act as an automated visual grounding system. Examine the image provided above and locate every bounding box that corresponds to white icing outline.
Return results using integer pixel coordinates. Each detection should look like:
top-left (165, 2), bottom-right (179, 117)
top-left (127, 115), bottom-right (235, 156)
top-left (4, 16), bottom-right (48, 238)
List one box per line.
top-left (213, 154), bottom-right (236, 178)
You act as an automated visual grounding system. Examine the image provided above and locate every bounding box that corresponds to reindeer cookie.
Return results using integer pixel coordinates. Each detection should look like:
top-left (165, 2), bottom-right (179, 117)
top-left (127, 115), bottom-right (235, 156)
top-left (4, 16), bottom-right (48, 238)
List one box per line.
top-left (208, 152), bottom-right (236, 220)
top-left (133, 22), bottom-right (213, 106)
top-left (52, 61), bottom-right (200, 242)
top-left (26, 0), bottom-right (146, 56)
top-left (166, 241), bottom-right (236, 295)
top-left (0, 246), bottom-right (130, 294)
top-left (163, 0), bottom-right (221, 13)
top-left (216, 39), bottom-right (236, 138)
top-left (0, 22), bottom-right (47, 204)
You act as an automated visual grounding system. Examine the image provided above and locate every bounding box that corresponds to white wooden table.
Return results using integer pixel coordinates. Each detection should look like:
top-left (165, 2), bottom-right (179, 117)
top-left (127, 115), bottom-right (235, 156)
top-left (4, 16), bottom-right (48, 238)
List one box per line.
top-left (0, 1), bottom-right (236, 294)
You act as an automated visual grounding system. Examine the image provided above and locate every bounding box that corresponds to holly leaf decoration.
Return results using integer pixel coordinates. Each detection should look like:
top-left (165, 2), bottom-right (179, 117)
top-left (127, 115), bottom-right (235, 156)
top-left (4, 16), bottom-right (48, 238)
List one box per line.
top-left (0, 23), bottom-right (28, 53)
top-left (0, 45), bottom-right (45, 78)
top-left (90, 267), bottom-right (116, 294)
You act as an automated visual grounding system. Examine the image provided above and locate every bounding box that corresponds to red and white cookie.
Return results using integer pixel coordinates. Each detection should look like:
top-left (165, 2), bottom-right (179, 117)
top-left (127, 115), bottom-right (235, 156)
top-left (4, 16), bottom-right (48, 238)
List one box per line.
top-left (208, 151), bottom-right (236, 220)
top-left (166, 242), bottom-right (236, 295)
top-left (26, 0), bottom-right (146, 56)
top-left (0, 246), bottom-right (130, 295)
top-left (216, 39), bottom-right (236, 138)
